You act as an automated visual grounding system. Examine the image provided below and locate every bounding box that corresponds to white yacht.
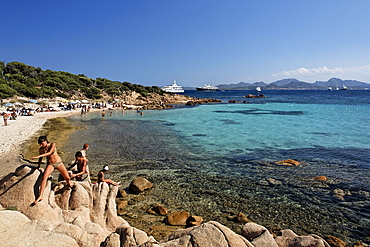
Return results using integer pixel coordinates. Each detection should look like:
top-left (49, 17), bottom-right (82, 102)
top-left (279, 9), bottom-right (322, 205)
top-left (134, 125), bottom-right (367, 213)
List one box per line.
top-left (256, 86), bottom-right (262, 93)
top-left (196, 84), bottom-right (219, 91)
top-left (161, 80), bottom-right (184, 93)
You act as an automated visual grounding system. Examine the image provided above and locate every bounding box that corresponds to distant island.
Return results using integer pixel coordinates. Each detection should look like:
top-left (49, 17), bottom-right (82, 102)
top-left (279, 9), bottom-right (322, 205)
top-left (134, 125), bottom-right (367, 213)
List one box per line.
top-left (185, 78), bottom-right (370, 90)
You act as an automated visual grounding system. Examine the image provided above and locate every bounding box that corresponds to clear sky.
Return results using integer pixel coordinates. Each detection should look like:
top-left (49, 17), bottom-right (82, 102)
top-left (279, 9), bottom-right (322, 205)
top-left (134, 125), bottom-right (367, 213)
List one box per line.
top-left (2, 1), bottom-right (370, 87)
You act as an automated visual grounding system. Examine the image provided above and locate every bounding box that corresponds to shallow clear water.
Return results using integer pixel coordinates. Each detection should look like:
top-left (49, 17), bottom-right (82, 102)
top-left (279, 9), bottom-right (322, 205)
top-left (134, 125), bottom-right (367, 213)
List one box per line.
top-left (63, 90), bottom-right (370, 243)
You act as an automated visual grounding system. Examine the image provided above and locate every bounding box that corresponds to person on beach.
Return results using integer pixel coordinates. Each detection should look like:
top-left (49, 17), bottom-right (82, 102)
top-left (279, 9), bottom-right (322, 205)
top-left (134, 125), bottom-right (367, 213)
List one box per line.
top-left (97, 165), bottom-right (119, 186)
top-left (31, 136), bottom-right (73, 205)
top-left (80, 143), bottom-right (89, 160)
top-left (2, 112), bottom-right (9, 126)
top-left (102, 109), bottom-right (106, 117)
top-left (68, 151), bottom-right (88, 181)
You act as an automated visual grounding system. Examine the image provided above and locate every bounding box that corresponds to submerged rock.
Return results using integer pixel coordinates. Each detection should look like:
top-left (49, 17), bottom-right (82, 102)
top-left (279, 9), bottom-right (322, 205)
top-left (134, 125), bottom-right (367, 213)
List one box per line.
top-left (165, 211), bottom-right (190, 226)
top-left (245, 94), bottom-right (266, 98)
top-left (151, 203), bottom-right (170, 216)
top-left (186, 215), bottom-right (204, 227)
top-left (314, 176), bottom-right (328, 181)
top-left (324, 235), bottom-right (346, 247)
top-left (275, 159), bottom-right (301, 166)
top-left (129, 177), bottom-right (153, 194)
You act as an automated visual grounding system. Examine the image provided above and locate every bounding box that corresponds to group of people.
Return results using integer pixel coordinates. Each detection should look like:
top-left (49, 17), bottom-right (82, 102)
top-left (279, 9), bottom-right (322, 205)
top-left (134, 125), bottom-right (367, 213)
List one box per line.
top-left (30, 136), bottom-right (119, 206)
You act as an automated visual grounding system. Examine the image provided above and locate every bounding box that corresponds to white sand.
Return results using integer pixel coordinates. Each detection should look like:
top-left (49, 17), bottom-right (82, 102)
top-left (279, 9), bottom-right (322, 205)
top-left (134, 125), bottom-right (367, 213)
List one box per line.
top-left (0, 109), bottom-right (98, 177)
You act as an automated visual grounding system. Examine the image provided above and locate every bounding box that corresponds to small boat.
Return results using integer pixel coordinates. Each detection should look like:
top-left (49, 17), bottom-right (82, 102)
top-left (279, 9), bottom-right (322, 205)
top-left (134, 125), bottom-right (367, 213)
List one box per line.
top-left (327, 86), bottom-right (332, 91)
top-left (196, 84), bottom-right (219, 91)
top-left (161, 80), bottom-right (184, 93)
top-left (256, 86), bottom-right (262, 93)
top-left (340, 84), bottom-right (348, 90)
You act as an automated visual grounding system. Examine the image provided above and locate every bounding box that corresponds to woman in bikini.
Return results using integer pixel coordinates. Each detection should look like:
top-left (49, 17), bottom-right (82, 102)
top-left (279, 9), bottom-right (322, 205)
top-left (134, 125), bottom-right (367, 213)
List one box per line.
top-left (31, 136), bottom-right (73, 205)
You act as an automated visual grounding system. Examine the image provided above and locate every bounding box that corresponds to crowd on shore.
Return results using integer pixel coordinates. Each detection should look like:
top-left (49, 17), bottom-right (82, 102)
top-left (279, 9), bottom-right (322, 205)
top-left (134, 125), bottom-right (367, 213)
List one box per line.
top-left (0, 97), bottom-right (150, 175)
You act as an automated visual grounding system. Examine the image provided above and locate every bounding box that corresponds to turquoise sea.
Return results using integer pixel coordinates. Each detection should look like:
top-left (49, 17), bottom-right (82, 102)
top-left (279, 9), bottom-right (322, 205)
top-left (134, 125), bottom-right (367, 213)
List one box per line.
top-left (64, 90), bottom-right (370, 243)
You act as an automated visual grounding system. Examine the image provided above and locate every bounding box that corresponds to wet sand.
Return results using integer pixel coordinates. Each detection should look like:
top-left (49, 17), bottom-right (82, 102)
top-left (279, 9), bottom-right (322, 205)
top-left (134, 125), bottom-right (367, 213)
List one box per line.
top-left (0, 109), bottom-right (98, 178)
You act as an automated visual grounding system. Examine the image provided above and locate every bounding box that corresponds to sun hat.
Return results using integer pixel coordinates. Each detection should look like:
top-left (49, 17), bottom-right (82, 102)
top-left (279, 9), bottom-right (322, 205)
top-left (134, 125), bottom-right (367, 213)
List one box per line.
top-left (103, 165), bottom-right (109, 171)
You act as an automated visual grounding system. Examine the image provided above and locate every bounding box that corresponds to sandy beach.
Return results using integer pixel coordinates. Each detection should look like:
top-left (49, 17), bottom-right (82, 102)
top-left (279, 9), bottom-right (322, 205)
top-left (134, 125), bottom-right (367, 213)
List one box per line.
top-left (0, 109), bottom-right (94, 177)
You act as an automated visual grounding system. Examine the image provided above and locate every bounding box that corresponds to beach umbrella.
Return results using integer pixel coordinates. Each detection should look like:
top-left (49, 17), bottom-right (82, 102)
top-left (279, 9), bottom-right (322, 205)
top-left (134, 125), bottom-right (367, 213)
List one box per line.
top-left (81, 100), bottom-right (89, 104)
top-left (14, 102), bottom-right (23, 106)
top-left (74, 100), bottom-right (81, 103)
top-left (29, 99), bottom-right (38, 103)
top-left (3, 103), bottom-right (14, 107)
top-left (114, 99), bottom-right (120, 102)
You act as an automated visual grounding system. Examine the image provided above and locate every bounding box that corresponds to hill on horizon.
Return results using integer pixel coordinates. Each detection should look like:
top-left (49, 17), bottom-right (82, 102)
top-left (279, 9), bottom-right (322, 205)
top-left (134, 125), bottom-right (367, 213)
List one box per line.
top-left (0, 61), bottom-right (166, 100)
top-left (216, 78), bottom-right (369, 90)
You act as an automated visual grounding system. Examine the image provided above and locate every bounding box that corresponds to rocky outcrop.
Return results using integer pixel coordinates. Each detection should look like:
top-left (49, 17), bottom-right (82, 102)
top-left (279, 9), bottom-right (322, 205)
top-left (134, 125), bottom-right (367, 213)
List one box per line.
top-left (245, 94), bottom-right (266, 98)
top-left (0, 165), bottom-right (351, 247)
top-left (101, 220), bottom-right (337, 247)
top-left (242, 222), bottom-right (278, 247)
top-left (158, 221), bottom-right (253, 247)
top-left (185, 98), bottom-right (222, 106)
top-left (0, 165), bottom-right (125, 246)
top-left (0, 210), bottom-right (79, 247)
top-left (275, 229), bottom-right (330, 247)
top-left (117, 91), bottom-right (221, 109)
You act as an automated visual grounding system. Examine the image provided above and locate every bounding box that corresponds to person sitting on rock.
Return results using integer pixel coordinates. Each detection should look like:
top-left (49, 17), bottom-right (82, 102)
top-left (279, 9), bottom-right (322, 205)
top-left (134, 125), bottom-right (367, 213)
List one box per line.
top-left (98, 166), bottom-right (119, 186)
top-left (68, 151), bottom-right (88, 181)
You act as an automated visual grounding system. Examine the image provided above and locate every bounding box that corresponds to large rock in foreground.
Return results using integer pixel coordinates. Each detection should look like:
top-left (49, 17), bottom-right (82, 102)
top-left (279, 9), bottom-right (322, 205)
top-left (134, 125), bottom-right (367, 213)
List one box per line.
top-left (242, 222), bottom-right (279, 247)
top-left (0, 165), bottom-right (125, 246)
top-left (0, 210), bottom-right (79, 247)
top-left (275, 229), bottom-right (330, 247)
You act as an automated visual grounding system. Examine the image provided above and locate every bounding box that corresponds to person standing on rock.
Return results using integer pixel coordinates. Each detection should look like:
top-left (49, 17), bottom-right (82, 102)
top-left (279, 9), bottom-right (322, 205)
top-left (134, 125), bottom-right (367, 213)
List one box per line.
top-left (31, 136), bottom-right (73, 206)
top-left (80, 143), bottom-right (89, 160)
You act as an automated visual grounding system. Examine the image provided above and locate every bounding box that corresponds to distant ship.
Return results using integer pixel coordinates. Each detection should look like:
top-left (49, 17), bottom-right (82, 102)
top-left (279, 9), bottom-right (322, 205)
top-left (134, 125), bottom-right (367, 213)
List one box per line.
top-left (161, 80), bottom-right (184, 93)
top-left (256, 86), bottom-right (262, 93)
top-left (196, 84), bottom-right (219, 91)
top-left (340, 84), bottom-right (348, 90)
top-left (327, 86), bottom-right (332, 91)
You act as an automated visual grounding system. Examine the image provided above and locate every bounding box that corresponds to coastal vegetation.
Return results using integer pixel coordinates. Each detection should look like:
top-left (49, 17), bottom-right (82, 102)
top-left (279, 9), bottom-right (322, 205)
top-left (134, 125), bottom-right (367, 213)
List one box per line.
top-left (0, 61), bottom-right (165, 100)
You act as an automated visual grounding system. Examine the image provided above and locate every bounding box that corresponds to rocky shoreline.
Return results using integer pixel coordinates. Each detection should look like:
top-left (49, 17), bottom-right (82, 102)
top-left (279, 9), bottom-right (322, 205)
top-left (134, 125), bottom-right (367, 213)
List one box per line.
top-left (0, 93), bottom-right (368, 246)
top-left (0, 166), bottom-right (366, 247)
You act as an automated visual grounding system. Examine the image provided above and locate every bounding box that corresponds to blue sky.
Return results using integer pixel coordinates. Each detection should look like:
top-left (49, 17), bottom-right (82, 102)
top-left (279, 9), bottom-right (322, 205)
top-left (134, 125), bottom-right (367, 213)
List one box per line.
top-left (2, 1), bottom-right (370, 87)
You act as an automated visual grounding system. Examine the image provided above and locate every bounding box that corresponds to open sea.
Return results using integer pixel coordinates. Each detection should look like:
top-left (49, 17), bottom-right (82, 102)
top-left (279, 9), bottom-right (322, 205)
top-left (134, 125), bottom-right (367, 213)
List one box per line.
top-left (62, 90), bottom-right (370, 243)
